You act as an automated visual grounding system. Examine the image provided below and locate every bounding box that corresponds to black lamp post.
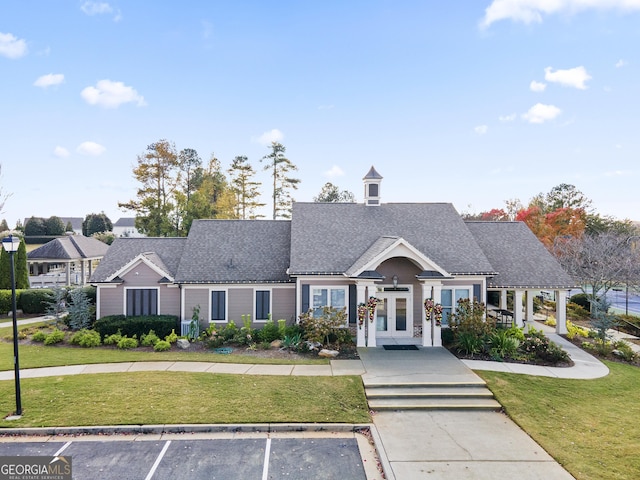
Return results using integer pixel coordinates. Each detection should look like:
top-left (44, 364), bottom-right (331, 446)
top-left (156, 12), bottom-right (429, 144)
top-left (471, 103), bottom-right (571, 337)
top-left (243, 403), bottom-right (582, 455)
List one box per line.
top-left (3, 234), bottom-right (22, 416)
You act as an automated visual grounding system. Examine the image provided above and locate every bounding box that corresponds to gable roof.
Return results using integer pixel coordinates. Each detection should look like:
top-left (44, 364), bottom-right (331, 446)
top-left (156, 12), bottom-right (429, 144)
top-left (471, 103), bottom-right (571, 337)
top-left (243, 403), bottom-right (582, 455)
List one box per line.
top-left (289, 202), bottom-right (495, 275)
top-left (114, 217), bottom-right (136, 227)
top-left (28, 236), bottom-right (109, 261)
top-left (465, 221), bottom-right (577, 289)
top-left (91, 237), bottom-right (186, 283)
top-left (175, 220), bottom-right (292, 283)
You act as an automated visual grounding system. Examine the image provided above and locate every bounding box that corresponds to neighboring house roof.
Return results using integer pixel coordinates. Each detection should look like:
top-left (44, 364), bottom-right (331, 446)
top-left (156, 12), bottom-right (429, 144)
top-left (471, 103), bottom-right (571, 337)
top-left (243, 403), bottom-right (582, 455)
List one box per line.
top-left (465, 221), bottom-right (577, 289)
top-left (27, 236), bottom-right (109, 261)
top-left (175, 220), bottom-right (292, 284)
top-left (289, 203), bottom-right (496, 276)
top-left (114, 217), bottom-right (136, 227)
top-left (91, 237), bottom-right (186, 282)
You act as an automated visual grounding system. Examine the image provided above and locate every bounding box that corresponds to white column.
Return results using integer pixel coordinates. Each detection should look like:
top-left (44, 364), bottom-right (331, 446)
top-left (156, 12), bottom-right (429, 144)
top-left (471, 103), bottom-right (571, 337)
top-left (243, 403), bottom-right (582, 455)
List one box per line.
top-left (514, 290), bottom-right (524, 327)
top-left (432, 284), bottom-right (443, 347)
top-left (525, 291), bottom-right (534, 322)
top-left (421, 283), bottom-right (432, 347)
top-left (555, 289), bottom-right (568, 335)
top-left (500, 289), bottom-right (508, 310)
top-left (356, 284), bottom-right (367, 347)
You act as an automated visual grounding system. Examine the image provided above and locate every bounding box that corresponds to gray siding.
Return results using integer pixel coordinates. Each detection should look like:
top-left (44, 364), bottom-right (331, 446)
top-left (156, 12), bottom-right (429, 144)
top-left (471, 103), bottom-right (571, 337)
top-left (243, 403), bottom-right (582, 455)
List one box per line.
top-left (272, 287), bottom-right (296, 324)
top-left (159, 285), bottom-right (180, 316)
top-left (228, 288), bottom-right (253, 324)
top-left (184, 287), bottom-right (209, 323)
top-left (121, 263), bottom-right (160, 286)
top-left (97, 286), bottom-right (122, 318)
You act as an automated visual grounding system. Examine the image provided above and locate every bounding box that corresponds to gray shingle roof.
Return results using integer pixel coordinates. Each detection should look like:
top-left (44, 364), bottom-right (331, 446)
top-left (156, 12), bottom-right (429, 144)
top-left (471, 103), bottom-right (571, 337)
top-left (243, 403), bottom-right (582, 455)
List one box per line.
top-left (175, 220), bottom-right (292, 283)
top-left (465, 221), bottom-right (577, 288)
top-left (289, 203), bottom-right (495, 275)
top-left (28, 236), bottom-right (109, 261)
top-left (114, 217), bottom-right (136, 227)
top-left (91, 237), bottom-right (186, 282)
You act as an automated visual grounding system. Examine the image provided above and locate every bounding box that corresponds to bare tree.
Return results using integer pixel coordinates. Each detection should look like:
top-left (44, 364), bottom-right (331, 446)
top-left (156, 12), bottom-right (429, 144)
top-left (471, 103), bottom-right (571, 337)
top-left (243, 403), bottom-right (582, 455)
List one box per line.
top-left (0, 164), bottom-right (12, 214)
top-left (555, 232), bottom-right (640, 312)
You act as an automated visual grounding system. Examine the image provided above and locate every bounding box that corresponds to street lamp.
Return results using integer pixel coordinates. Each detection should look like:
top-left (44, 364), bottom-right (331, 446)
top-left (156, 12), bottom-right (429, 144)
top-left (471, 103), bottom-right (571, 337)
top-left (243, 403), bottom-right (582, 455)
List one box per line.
top-left (3, 234), bottom-right (22, 417)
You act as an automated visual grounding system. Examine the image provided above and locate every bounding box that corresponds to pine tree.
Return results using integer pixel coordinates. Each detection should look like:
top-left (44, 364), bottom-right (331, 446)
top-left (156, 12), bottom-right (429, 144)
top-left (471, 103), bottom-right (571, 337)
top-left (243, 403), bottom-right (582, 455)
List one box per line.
top-left (15, 238), bottom-right (29, 289)
top-left (260, 142), bottom-right (300, 219)
top-left (228, 156), bottom-right (265, 219)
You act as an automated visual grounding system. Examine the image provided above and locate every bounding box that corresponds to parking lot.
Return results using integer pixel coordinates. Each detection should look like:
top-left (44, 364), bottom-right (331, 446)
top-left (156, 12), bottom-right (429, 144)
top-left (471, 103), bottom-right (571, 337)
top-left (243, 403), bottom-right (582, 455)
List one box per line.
top-left (0, 432), bottom-right (376, 479)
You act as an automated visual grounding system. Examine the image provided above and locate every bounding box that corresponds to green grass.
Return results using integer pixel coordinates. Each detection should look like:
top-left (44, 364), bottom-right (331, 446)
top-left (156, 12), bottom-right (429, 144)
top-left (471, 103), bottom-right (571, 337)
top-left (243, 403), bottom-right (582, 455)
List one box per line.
top-left (0, 322), bottom-right (328, 370)
top-left (479, 361), bottom-right (640, 480)
top-left (0, 373), bottom-right (370, 427)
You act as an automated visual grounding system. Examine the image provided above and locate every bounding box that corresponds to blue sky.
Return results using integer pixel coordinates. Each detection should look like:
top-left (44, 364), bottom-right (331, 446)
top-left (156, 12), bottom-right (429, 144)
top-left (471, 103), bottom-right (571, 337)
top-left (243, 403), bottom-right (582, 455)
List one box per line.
top-left (1, 1), bottom-right (639, 228)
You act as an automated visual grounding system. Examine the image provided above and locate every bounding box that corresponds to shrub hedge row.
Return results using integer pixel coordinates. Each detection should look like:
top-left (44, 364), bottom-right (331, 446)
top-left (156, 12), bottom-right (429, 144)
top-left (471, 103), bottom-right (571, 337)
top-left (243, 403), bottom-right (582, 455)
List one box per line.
top-left (94, 315), bottom-right (179, 340)
top-left (0, 286), bottom-right (98, 315)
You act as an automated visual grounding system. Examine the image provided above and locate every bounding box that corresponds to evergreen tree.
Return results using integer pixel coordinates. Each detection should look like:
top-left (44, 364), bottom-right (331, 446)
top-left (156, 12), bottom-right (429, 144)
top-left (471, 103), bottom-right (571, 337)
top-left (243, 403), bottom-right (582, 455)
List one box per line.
top-left (15, 238), bottom-right (29, 289)
top-left (228, 155), bottom-right (265, 219)
top-left (67, 287), bottom-right (93, 330)
top-left (65, 221), bottom-right (74, 232)
top-left (24, 217), bottom-right (46, 236)
top-left (83, 213), bottom-right (113, 236)
top-left (45, 216), bottom-right (65, 235)
top-left (260, 142), bottom-right (300, 219)
top-left (313, 182), bottom-right (355, 203)
top-left (0, 219), bottom-right (8, 232)
top-left (0, 248), bottom-right (9, 289)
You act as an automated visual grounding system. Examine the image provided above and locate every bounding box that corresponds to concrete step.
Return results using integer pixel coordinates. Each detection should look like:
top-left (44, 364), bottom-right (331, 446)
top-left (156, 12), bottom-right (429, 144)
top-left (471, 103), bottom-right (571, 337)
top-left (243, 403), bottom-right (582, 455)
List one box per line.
top-left (365, 386), bottom-right (495, 399)
top-left (364, 382), bottom-right (501, 411)
top-left (368, 396), bottom-right (502, 411)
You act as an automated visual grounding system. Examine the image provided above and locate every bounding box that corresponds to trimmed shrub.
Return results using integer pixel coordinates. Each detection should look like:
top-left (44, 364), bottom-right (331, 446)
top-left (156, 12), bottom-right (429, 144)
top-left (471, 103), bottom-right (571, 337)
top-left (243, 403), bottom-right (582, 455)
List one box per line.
top-left (569, 293), bottom-right (590, 311)
top-left (117, 336), bottom-right (139, 349)
top-left (70, 329), bottom-right (101, 348)
top-left (103, 331), bottom-right (123, 345)
top-left (257, 319), bottom-right (281, 343)
top-left (154, 340), bottom-right (171, 352)
top-left (19, 289), bottom-right (53, 314)
top-left (32, 330), bottom-right (47, 342)
top-left (43, 328), bottom-right (65, 345)
top-left (165, 329), bottom-right (178, 344)
top-left (141, 330), bottom-right (160, 347)
top-left (94, 315), bottom-right (179, 340)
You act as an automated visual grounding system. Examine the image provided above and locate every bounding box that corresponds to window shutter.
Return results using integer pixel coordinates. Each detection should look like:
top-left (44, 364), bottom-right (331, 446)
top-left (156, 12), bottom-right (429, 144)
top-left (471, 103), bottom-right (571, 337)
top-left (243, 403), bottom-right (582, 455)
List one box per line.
top-left (301, 285), bottom-right (309, 313)
top-left (349, 284), bottom-right (357, 324)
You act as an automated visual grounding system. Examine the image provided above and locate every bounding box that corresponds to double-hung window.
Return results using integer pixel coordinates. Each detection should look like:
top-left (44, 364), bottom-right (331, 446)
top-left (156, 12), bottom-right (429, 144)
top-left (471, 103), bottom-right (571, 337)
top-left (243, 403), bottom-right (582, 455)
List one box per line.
top-left (255, 290), bottom-right (271, 321)
top-left (312, 287), bottom-right (346, 317)
top-left (440, 287), bottom-right (471, 326)
top-left (126, 288), bottom-right (158, 316)
top-left (211, 290), bottom-right (226, 322)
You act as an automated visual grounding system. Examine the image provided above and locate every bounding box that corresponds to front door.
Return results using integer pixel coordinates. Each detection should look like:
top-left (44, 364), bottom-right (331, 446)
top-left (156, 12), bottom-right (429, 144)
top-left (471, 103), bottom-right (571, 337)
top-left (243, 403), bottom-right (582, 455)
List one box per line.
top-left (376, 291), bottom-right (412, 337)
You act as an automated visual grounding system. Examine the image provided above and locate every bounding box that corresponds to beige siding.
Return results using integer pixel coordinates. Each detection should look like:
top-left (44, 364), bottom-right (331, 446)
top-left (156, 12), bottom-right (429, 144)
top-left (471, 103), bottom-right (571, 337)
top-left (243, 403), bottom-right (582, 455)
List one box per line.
top-left (121, 263), bottom-right (161, 286)
top-left (159, 285), bottom-right (180, 316)
top-left (272, 287), bottom-right (296, 324)
top-left (377, 257), bottom-right (423, 328)
top-left (97, 286), bottom-right (123, 318)
top-left (184, 288), bottom-right (209, 323)
top-left (228, 288), bottom-right (252, 324)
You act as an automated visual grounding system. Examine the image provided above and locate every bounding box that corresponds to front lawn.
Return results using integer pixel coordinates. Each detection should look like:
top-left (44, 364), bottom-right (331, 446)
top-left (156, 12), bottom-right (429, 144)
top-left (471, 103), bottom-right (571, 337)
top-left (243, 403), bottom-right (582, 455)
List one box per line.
top-left (0, 372), bottom-right (370, 427)
top-left (479, 361), bottom-right (640, 480)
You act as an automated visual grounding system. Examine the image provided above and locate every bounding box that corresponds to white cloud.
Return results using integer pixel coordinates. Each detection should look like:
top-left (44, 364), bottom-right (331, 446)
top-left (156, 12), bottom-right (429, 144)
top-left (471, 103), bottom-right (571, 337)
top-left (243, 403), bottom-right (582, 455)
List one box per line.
top-left (481, 0), bottom-right (640, 28)
top-left (81, 2), bottom-right (122, 22)
top-left (324, 165), bottom-right (344, 178)
top-left (499, 113), bottom-right (516, 122)
top-left (34, 73), bottom-right (65, 88)
top-left (76, 141), bottom-right (106, 156)
top-left (255, 129), bottom-right (284, 145)
top-left (529, 80), bottom-right (546, 92)
top-left (81, 79), bottom-right (146, 108)
top-left (81, 2), bottom-right (112, 15)
top-left (53, 146), bottom-right (69, 158)
top-left (615, 59), bottom-right (628, 68)
top-left (544, 66), bottom-right (591, 89)
top-left (522, 103), bottom-right (562, 124)
top-left (0, 32), bottom-right (28, 59)
top-left (474, 125), bottom-right (489, 135)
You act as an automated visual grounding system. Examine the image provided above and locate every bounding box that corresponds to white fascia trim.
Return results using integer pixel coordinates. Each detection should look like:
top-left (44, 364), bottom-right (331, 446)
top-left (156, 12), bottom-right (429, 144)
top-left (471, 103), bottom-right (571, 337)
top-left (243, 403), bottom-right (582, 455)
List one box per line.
top-left (353, 237), bottom-right (449, 278)
top-left (107, 254), bottom-right (174, 283)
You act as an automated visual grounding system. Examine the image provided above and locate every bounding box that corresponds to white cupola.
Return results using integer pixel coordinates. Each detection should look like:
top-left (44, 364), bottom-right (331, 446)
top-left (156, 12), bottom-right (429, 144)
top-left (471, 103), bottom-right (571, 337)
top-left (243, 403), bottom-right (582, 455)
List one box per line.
top-left (363, 166), bottom-right (383, 206)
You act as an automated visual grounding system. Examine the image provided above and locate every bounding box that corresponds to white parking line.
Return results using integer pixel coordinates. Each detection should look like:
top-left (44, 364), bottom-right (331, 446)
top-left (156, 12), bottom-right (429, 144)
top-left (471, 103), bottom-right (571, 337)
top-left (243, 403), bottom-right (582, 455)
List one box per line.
top-left (261, 438), bottom-right (271, 480)
top-left (145, 440), bottom-right (171, 480)
top-left (54, 442), bottom-right (71, 456)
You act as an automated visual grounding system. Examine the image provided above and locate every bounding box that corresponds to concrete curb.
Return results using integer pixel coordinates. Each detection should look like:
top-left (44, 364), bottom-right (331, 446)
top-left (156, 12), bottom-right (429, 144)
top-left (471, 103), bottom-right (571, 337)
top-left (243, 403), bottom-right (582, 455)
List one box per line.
top-left (0, 422), bottom-right (373, 437)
